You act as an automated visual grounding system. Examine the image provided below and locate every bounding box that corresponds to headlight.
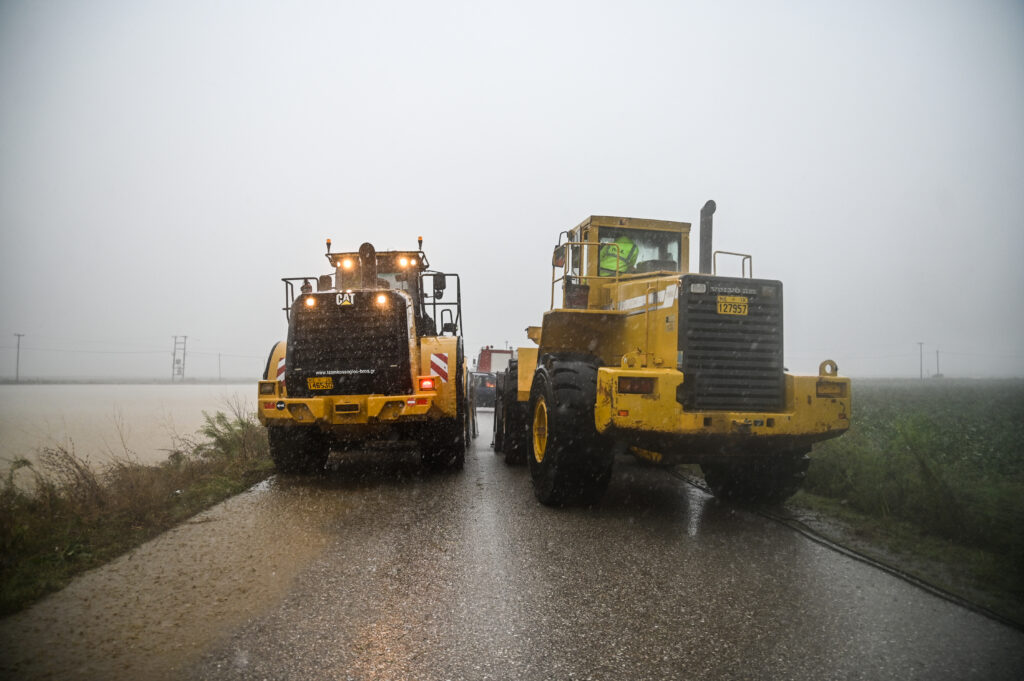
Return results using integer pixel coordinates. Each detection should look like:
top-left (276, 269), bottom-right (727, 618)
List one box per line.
top-left (376, 293), bottom-right (388, 305)
top-left (304, 296), bottom-right (316, 308)
top-left (341, 258), bottom-right (354, 270)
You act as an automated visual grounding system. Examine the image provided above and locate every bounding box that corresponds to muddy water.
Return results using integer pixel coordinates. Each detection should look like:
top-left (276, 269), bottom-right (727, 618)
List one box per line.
top-left (0, 383), bottom-right (252, 469)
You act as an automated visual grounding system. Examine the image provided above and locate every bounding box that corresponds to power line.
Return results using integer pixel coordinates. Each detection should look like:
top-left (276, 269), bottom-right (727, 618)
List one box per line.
top-left (189, 350), bottom-right (264, 359)
top-left (11, 347), bottom-right (168, 355)
top-left (0, 346), bottom-right (263, 359)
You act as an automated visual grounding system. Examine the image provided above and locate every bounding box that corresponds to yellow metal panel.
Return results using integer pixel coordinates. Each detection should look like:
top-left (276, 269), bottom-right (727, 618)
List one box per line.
top-left (516, 347), bottom-right (538, 402)
top-left (595, 368), bottom-right (851, 440)
top-left (578, 216), bottom-right (691, 234)
top-left (259, 391), bottom-right (440, 427)
top-left (537, 309), bottom-right (627, 367)
top-left (419, 336), bottom-right (460, 418)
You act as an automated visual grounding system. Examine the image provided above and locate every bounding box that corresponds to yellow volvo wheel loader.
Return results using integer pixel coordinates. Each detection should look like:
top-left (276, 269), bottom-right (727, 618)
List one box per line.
top-left (258, 239), bottom-right (470, 473)
top-left (493, 202), bottom-right (850, 505)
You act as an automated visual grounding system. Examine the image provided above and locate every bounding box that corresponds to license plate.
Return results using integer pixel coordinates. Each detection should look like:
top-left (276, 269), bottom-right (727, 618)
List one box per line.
top-left (717, 295), bottom-right (748, 316)
top-left (307, 376), bottom-right (333, 390)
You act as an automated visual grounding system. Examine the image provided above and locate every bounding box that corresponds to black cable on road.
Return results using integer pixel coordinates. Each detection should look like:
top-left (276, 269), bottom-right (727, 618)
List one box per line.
top-left (670, 470), bottom-right (1024, 634)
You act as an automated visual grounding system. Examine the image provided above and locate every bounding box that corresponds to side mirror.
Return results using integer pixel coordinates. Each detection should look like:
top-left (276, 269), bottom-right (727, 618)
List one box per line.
top-left (551, 245), bottom-right (565, 268)
top-left (433, 273), bottom-right (447, 299)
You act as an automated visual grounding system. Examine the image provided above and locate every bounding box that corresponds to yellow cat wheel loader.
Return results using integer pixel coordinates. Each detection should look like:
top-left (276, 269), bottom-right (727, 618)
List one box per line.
top-left (493, 202), bottom-right (850, 505)
top-left (258, 239), bottom-right (470, 473)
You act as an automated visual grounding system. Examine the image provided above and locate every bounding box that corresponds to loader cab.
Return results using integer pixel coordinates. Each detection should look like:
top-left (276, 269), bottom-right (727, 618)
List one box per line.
top-left (553, 216), bottom-right (691, 310)
top-left (330, 247), bottom-right (465, 338)
top-left (329, 250), bottom-right (427, 295)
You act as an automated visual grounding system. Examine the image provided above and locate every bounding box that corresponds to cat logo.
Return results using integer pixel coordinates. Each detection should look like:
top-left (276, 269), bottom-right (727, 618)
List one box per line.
top-left (336, 292), bottom-right (354, 306)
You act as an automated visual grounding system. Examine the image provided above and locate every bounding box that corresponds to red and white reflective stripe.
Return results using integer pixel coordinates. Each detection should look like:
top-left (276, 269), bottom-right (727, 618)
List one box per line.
top-left (429, 353), bottom-right (449, 382)
top-left (276, 356), bottom-right (286, 381)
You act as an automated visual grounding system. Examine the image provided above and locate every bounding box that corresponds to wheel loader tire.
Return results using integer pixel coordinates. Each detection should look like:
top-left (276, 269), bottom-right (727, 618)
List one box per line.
top-left (493, 373), bottom-right (505, 454)
top-left (267, 426), bottom-right (329, 474)
top-left (527, 359), bottom-right (612, 506)
top-left (503, 401), bottom-right (529, 466)
top-left (421, 417), bottom-right (466, 471)
top-left (701, 451), bottom-right (810, 505)
top-left (500, 360), bottom-right (529, 466)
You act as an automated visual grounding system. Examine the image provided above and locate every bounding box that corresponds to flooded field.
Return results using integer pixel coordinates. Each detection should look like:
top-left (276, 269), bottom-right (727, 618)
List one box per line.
top-left (0, 383), bottom-right (253, 470)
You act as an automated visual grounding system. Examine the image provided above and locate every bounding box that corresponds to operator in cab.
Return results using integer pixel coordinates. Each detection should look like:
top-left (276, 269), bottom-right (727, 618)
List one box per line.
top-left (598, 234), bottom-right (639, 276)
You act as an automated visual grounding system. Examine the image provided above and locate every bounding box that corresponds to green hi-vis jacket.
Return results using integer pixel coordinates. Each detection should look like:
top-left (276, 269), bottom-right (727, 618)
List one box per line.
top-left (598, 237), bottom-right (638, 276)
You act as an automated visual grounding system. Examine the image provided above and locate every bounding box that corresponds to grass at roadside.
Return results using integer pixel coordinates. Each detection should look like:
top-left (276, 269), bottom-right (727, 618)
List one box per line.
top-left (797, 378), bottom-right (1024, 622)
top-left (0, 403), bottom-right (272, 616)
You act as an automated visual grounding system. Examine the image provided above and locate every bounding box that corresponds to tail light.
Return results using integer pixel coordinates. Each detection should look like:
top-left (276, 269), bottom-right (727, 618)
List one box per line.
top-left (618, 376), bottom-right (656, 394)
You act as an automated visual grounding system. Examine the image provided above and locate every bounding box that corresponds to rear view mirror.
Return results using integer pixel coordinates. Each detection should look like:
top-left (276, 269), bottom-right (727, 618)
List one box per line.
top-left (552, 245), bottom-right (565, 268)
top-left (433, 273), bottom-right (447, 299)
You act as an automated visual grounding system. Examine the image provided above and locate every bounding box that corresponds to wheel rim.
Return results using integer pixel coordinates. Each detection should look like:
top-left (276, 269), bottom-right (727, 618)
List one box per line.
top-left (532, 397), bottom-right (548, 463)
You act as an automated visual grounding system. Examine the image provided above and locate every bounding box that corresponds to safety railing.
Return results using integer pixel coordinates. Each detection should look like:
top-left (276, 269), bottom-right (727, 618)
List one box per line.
top-left (713, 251), bottom-right (754, 278)
top-left (550, 238), bottom-right (627, 310)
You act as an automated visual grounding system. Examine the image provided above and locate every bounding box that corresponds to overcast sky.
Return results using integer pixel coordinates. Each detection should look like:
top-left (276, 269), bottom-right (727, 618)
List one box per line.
top-left (1, 0), bottom-right (1022, 380)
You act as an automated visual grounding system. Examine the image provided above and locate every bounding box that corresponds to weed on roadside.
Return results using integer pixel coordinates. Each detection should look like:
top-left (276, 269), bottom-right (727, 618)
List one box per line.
top-left (0, 407), bottom-right (271, 616)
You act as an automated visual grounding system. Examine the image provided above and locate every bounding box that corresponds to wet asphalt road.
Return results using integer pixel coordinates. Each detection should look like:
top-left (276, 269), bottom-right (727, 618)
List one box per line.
top-left (3, 410), bottom-right (1023, 680)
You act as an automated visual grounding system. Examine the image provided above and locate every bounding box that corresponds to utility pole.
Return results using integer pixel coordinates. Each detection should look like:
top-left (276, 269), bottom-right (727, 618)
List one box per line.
top-left (14, 333), bottom-right (24, 383)
top-left (172, 336), bottom-right (187, 382)
top-left (918, 342), bottom-right (924, 380)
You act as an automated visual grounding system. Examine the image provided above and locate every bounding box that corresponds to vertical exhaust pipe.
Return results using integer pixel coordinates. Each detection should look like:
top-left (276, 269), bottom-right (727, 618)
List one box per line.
top-left (359, 242), bottom-right (377, 288)
top-left (699, 200), bottom-right (716, 274)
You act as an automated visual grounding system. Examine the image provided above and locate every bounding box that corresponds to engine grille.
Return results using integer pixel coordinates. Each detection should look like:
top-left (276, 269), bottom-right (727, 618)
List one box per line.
top-left (677, 274), bottom-right (784, 412)
top-left (286, 291), bottom-right (413, 397)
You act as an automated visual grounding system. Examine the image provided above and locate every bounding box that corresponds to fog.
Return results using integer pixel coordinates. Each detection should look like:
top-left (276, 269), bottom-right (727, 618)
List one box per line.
top-left (1, 0), bottom-right (1022, 380)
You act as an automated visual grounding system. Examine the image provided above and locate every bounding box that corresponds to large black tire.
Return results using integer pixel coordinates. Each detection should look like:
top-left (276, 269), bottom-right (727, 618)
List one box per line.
top-left (492, 372), bottom-right (505, 454)
top-left (503, 400), bottom-right (529, 466)
top-left (493, 358), bottom-right (528, 464)
top-left (421, 416), bottom-right (466, 470)
top-left (500, 360), bottom-right (529, 466)
top-left (701, 450), bottom-right (810, 505)
top-left (267, 426), bottom-right (330, 474)
top-left (527, 358), bottom-right (613, 506)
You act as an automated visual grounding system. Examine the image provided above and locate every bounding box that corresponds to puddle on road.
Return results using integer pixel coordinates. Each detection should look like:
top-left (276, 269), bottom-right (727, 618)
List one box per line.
top-left (0, 477), bottom-right (350, 681)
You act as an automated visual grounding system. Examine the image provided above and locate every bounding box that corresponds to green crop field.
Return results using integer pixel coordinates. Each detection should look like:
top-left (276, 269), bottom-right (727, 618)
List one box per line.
top-left (803, 378), bottom-right (1024, 601)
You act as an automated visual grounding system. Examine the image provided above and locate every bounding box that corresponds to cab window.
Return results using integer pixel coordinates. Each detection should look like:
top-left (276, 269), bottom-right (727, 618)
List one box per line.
top-left (598, 228), bottom-right (681, 275)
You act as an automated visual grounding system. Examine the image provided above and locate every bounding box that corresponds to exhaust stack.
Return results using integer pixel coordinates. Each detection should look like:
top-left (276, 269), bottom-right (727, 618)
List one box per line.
top-left (359, 242), bottom-right (377, 288)
top-left (699, 200), bottom-right (716, 274)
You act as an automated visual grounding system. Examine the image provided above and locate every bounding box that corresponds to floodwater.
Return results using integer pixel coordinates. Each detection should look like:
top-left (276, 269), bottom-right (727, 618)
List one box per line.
top-left (0, 383), bottom-right (253, 470)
